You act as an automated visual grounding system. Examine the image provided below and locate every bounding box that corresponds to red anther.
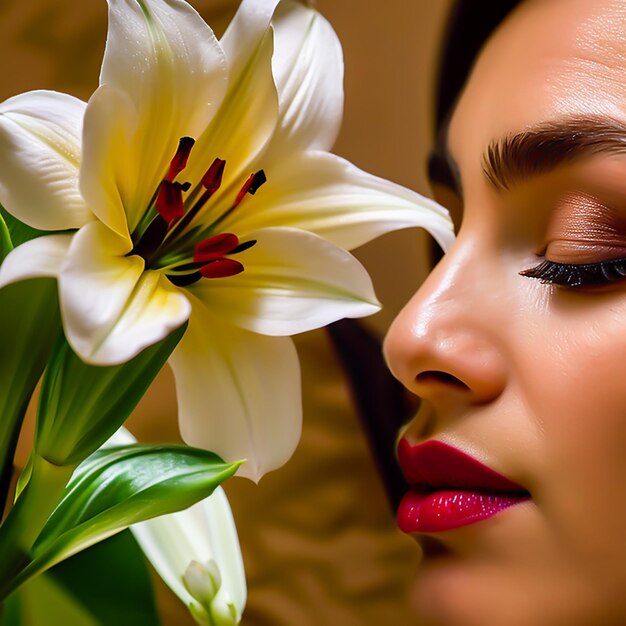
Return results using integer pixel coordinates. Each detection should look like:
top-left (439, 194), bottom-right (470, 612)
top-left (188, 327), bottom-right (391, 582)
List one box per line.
top-left (194, 233), bottom-right (240, 263)
top-left (201, 158), bottom-right (226, 193)
top-left (233, 170), bottom-right (267, 208)
top-left (247, 169), bottom-right (266, 195)
top-left (166, 137), bottom-right (195, 182)
top-left (156, 181), bottom-right (185, 222)
top-left (200, 258), bottom-right (244, 279)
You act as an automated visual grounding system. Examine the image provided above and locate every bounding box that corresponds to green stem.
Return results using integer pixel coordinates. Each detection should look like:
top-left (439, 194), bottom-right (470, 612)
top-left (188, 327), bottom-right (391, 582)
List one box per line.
top-left (0, 211), bottom-right (13, 264)
top-left (0, 399), bottom-right (28, 518)
top-left (0, 455), bottom-right (73, 601)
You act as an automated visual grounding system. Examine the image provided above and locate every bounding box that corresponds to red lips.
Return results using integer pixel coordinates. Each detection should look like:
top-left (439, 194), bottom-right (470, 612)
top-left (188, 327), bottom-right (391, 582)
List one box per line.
top-left (397, 439), bottom-right (530, 533)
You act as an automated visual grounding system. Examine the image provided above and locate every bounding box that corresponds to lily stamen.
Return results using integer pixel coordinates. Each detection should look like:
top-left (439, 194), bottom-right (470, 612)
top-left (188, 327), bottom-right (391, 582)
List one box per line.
top-left (199, 258), bottom-right (244, 279)
top-left (132, 139), bottom-right (266, 282)
top-left (236, 169), bottom-right (267, 204)
top-left (166, 136), bottom-right (195, 182)
top-left (157, 180), bottom-right (186, 223)
top-left (194, 233), bottom-right (240, 263)
top-left (167, 257), bottom-right (244, 286)
top-left (202, 158), bottom-right (227, 193)
top-left (229, 239), bottom-right (257, 255)
top-left (171, 158), bottom-right (226, 238)
top-left (165, 232), bottom-right (250, 287)
top-left (166, 256), bottom-right (244, 287)
top-left (206, 170), bottom-right (267, 232)
top-left (136, 138), bottom-right (196, 235)
top-left (166, 237), bottom-right (257, 274)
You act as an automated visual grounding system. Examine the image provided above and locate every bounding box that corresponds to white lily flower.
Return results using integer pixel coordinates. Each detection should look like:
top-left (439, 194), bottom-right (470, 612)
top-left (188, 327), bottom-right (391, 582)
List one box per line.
top-left (0, 0), bottom-right (453, 480)
top-left (106, 428), bottom-right (245, 626)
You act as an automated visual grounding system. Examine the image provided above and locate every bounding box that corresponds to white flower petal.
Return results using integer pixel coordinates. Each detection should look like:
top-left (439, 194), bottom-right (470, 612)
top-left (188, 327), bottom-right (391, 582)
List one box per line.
top-left (187, 28), bottom-right (278, 207)
top-left (170, 300), bottom-right (302, 482)
top-left (100, 0), bottom-right (228, 231)
top-left (132, 487), bottom-right (246, 621)
top-left (102, 0), bottom-right (227, 138)
top-left (80, 85), bottom-right (137, 238)
top-left (268, 1), bottom-right (344, 154)
top-left (59, 222), bottom-right (190, 364)
top-left (189, 491), bottom-right (246, 619)
top-left (190, 227), bottom-right (380, 336)
top-left (220, 0), bottom-right (280, 80)
top-left (0, 234), bottom-right (72, 289)
top-left (0, 91), bottom-right (92, 230)
top-left (227, 150), bottom-right (455, 251)
top-left (105, 426), bottom-right (136, 447)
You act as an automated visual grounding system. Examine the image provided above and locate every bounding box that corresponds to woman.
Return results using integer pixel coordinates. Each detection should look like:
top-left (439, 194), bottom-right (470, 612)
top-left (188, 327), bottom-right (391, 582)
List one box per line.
top-left (384, 0), bottom-right (626, 624)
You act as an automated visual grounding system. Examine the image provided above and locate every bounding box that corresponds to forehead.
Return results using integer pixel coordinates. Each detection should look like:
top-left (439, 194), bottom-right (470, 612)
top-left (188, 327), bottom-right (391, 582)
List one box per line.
top-left (448, 0), bottom-right (626, 172)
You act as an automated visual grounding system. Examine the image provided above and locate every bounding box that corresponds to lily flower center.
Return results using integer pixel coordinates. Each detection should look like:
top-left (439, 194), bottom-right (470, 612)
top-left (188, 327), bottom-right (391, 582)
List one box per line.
top-left (130, 137), bottom-right (266, 287)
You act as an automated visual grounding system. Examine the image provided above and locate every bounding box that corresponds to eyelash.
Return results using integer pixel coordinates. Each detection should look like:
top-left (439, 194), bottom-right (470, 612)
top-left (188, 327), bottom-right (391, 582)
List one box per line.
top-left (519, 257), bottom-right (626, 288)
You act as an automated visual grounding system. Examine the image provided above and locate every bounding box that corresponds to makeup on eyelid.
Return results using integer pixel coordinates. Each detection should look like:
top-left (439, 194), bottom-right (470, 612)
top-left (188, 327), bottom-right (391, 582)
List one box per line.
top-left (518, 191), bottom-right (626, 288)
top-left (543, 193), bottom-right (626, 264)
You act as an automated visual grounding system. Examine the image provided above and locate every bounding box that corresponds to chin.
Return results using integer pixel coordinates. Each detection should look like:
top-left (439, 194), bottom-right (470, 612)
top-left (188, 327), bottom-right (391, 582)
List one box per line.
top-left (412, 556), bottom-right (524, 626)
top-left (407, 504), bottom-right (616, 626)
top-left (411, 540), bottom-right (621, 626)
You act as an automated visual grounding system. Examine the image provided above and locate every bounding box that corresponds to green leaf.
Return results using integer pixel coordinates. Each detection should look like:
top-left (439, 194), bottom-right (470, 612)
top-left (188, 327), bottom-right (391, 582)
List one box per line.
top-left (0, 280), bottom-right (60, 427)
top-left (1, 588), bottom-right (22, 626)
top-left (0, 208), bottom-right (61, 506)
top-left (46, 530), bottom-right (162, 626)
top-left (0, 211), bottom-right (12, 263)
top-left (14, 456), bottom-right (33, 503)
top-left (0, 279), bottom-right (60, 506)
top-left (2, 572), bottom-right (98, 626)
top-left (0, 530), bottom-right (160, 626)
top-left (36, 323), bottom-right (187, 466)
top-left (17, 444), bottom-right (240, 587)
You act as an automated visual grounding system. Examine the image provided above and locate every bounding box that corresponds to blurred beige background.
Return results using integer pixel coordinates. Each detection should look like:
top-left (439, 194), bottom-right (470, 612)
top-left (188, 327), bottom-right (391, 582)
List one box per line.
top-left (2, 1), bottom-right (452, 624)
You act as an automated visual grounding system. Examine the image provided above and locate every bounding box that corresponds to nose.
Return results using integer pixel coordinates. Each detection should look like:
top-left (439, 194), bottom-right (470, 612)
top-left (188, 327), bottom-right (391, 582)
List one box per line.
top-left (383, 239), bottom-right (508, 410)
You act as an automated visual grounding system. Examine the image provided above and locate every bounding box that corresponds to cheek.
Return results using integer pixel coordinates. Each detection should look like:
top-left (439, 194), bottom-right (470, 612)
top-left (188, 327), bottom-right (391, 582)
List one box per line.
top-left (516, 290), bottom-right (626, 584)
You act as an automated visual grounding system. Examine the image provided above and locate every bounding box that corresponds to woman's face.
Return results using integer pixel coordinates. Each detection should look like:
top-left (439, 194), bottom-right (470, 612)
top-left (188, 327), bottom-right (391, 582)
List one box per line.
top-left (383, 1), bottom-right (626, 625)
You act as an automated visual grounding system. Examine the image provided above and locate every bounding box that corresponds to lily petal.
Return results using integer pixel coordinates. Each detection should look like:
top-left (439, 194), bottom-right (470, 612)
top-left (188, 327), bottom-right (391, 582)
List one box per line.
top-left (0, 234), bottom-right (72, 289)
top-left (225, 150), bottom-right (455, 251)
top-left (100, 0), bottom-right (228, 231)
top-left (169, 298), bottom-right (302, 482)
top-left (220, 0), bottom-right (280, 80)
top-left (102, 0), bottom-right (228, 138)
top-left (189, 226), bottom-right (380, 336)
top-left (59, 222), bottom-right (190, 364)
top-left (80, 85), bottom-right (136, 239)
top-left (187, 28), bottom-right (278, 209)
top-left (0, 91), bottom-right (92, 231)
top-left (133, 487), bottom-right (245, 622)
top-left (267, 0), bottom-right (344, 154)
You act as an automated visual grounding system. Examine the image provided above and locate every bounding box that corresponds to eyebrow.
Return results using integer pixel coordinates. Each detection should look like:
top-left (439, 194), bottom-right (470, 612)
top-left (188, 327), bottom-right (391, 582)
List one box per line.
top-left (482, 116), bottom-right (626, 191)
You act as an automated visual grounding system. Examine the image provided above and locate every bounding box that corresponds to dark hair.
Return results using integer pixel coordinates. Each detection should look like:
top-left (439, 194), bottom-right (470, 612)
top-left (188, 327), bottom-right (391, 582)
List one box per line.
top-left (435, 0), bottom-right (523, 131)
top-left (428, 0), bottom-right (522, 189)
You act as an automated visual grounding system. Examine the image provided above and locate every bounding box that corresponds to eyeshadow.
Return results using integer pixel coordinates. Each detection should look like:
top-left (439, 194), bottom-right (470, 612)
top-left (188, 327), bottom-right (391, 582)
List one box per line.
top-left (550, 193), bottom-right (626, 241)
top-left (544, 193), bottom-right (626, 264)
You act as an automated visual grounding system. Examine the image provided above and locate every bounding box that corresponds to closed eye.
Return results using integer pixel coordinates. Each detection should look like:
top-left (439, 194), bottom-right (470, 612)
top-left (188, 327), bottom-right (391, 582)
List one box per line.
top-left (519, 257), bottom-right (626, 288)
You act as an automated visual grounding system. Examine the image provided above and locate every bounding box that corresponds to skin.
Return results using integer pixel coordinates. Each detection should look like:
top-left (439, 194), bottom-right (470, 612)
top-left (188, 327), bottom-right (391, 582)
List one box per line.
top-left (383, 1), bottom-right (626, 625)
